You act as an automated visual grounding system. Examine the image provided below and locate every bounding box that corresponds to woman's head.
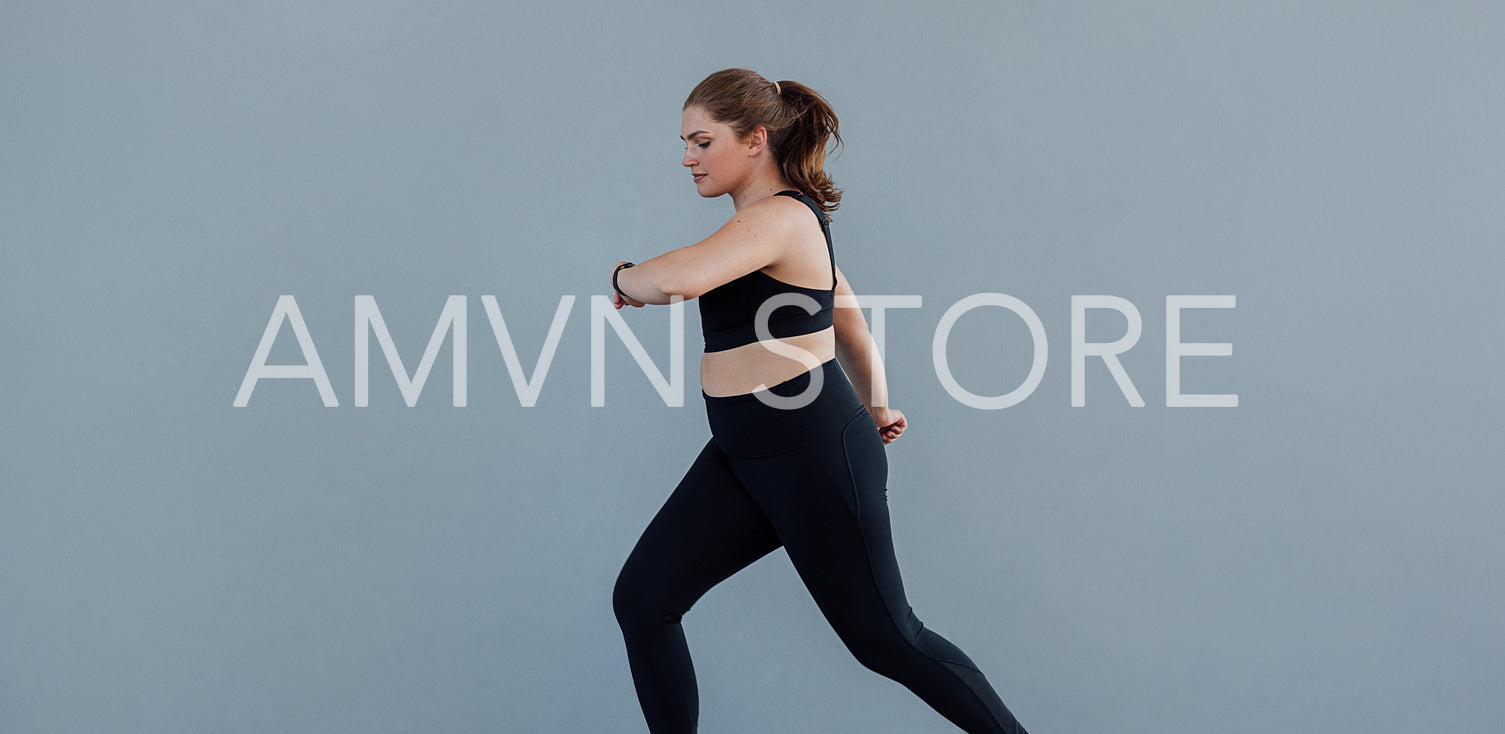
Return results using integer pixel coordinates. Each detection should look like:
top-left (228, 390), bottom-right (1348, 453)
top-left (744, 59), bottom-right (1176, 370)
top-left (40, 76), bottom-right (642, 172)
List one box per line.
top-left (683, 68), bottom-right (842, 213)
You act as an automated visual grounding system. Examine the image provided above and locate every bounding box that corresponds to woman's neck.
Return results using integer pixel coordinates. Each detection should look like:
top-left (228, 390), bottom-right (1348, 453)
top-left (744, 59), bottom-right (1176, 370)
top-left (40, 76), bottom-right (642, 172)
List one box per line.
top-left (730, 176), bottom-right (798, 211)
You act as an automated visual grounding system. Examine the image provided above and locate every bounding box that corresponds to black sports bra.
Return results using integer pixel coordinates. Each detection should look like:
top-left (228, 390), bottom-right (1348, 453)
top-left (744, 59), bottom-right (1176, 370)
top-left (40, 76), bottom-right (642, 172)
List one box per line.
top-left (699, 190), bottom-right (835, 353)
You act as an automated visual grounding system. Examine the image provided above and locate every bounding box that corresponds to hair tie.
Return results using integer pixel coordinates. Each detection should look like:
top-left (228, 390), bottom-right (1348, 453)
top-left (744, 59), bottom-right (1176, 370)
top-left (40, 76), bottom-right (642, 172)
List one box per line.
top-left (773, 80), bottom-right (781, 95)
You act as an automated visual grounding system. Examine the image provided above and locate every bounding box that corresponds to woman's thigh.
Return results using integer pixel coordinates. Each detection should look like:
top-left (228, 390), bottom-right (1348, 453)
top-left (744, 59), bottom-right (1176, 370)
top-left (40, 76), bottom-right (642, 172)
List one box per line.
top-left (616, 437), bottom-right (784, 614)
top-left (726, 411), bottom-right (918, 652)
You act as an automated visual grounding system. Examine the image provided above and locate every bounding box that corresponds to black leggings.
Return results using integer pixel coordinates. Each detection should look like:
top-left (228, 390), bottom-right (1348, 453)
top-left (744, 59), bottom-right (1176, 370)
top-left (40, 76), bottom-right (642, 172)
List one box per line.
top-left (612, 357), bottom-right (1028, 733)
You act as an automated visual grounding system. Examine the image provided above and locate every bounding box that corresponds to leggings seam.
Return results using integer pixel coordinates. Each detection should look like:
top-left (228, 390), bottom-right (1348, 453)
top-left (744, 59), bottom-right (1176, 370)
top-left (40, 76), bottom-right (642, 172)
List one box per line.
top-left (830, 470), bottom-right (1012, 733)
top-left (936, 660), bottom-right (1012, 732)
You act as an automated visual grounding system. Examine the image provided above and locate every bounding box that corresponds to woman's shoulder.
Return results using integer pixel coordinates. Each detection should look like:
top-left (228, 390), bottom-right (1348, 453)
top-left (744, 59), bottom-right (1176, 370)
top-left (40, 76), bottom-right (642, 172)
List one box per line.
top-left (717, 191), bottom-right (819, 232)
top-left (761, 189), bottom-right (829, 228)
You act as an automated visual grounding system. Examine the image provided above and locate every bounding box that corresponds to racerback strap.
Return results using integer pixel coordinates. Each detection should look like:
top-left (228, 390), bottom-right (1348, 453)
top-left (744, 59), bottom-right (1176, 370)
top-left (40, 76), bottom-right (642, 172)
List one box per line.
top-left (774, 189), bottom-right (835, 289)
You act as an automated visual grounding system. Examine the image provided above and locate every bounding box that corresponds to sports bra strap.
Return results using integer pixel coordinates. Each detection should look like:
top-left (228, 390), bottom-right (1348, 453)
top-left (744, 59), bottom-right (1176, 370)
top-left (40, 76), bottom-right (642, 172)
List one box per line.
top-left (774, 189), bottom-right (835, 290)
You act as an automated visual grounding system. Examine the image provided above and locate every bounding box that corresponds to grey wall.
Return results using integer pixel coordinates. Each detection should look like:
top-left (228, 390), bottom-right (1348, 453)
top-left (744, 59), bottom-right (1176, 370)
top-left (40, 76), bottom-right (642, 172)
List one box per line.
top-left (4, 1), bottom-right (1501, 732)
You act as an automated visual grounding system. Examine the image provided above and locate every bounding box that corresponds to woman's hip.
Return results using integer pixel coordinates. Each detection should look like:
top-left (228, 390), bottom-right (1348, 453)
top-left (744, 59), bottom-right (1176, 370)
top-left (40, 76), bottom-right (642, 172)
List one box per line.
top-left (702, 357), bottom-right (867, 458)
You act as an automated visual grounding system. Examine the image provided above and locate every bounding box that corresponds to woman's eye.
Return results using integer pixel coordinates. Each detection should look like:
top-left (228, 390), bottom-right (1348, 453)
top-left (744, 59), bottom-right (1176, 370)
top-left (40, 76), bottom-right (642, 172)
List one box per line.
top-left (698, 142), bottom-right (710, 149)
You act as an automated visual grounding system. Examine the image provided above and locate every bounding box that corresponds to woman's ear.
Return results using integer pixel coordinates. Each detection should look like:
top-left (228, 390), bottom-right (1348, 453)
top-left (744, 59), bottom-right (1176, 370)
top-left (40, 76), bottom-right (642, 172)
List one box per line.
top-left (745, 125), bottom-right (769, 156)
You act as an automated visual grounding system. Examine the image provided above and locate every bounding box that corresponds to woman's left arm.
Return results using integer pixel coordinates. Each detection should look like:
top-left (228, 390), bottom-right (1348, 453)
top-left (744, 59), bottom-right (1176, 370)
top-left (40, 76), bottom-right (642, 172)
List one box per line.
top-left (611, 261), bottom-right (649, 309)
top-left (608, 202), bottom-right (791, 308)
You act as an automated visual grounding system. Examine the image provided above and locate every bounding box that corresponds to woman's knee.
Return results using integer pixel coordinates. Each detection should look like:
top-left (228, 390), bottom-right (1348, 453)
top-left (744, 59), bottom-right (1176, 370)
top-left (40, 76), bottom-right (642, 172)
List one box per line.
top-left (612, 562), bottom-right (649, 628)
top-left (848, 636), bottom-right (909, 678)
top-left (612, 558), bottom-right (680, 631)
top-left (829, 618), bottom-right (913, 677)
top-left (837, 610), bottom-right (972, 678)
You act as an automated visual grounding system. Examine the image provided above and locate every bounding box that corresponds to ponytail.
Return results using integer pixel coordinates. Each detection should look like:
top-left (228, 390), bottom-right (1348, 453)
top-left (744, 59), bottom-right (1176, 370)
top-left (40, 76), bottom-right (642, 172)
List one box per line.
top-left (771, 80), bottom-right (843, 214)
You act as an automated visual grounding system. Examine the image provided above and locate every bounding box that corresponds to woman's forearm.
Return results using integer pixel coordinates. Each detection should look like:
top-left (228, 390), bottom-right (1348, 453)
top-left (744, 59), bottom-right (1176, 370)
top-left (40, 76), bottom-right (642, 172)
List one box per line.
top-left (835, 325), bottom-right (890, 410)
top-left (612, 257), bottom-right (678, 305)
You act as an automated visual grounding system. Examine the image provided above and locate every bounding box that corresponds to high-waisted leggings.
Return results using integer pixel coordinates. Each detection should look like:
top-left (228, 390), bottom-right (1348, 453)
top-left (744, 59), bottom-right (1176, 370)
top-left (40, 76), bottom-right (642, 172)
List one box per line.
top-left (612, 357), bottom-right (1028, 733)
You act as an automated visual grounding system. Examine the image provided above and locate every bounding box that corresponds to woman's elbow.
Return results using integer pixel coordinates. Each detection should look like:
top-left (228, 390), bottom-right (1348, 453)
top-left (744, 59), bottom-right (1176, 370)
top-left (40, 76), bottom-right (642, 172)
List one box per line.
top-left (654, 269), bottom-right (712, 302)
top-left (833, 313), bottom-right (870, 349)
top-left (654, 277), bottom-right (699, 302)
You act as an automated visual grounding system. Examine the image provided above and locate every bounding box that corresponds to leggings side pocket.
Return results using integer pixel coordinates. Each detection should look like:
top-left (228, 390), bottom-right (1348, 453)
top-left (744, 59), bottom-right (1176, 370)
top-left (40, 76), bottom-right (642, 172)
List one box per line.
top-left (840, 408), bottom-right (888, 519)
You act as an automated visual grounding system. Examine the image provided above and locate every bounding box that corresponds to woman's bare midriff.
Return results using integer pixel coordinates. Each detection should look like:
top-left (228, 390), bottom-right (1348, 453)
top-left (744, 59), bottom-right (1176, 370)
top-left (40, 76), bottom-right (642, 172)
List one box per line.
top-left (700, 326), bottom-right (837, 397)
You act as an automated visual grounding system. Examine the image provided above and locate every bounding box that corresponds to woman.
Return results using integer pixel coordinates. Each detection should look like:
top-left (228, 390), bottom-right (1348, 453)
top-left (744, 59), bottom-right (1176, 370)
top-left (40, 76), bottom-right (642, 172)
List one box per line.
top-left (608, 68), bottom-right (1028, 734)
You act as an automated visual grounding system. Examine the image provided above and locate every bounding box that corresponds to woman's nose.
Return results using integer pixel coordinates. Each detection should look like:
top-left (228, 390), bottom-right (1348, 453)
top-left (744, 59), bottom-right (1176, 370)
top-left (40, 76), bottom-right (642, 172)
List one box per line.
top-left (682, 148), bottom-right (696, 167)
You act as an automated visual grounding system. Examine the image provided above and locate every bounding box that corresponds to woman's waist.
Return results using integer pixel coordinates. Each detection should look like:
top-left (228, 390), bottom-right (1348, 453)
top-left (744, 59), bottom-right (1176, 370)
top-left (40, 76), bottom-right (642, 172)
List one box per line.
top-left (699, 329), bottom-right (835, 398)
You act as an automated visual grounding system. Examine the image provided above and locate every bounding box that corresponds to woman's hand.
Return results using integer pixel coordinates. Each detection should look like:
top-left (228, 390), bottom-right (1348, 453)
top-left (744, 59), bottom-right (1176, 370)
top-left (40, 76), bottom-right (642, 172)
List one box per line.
top-left (611, 261), bottom-right (646, 309)
top-left (867, 405), bottom-right (906, 445)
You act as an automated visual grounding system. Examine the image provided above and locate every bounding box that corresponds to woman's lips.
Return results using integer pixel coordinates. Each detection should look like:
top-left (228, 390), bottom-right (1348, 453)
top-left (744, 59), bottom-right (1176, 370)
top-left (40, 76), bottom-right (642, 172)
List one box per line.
top-left (692, 174), bottom-right (706, 182)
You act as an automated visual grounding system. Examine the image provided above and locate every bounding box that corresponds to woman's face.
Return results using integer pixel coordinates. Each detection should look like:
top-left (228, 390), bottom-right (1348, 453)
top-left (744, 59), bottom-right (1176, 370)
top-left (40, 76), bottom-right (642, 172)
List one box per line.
top-left (680, 105), bottom-right (752, 198)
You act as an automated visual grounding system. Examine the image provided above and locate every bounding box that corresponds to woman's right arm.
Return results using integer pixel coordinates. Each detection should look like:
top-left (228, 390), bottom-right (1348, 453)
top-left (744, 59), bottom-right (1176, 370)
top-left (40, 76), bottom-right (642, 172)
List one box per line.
top-left (833, 265), bottom-right (889, 410)
top-left (833, 265), bottom-right (907, 443)
top-left (836, 294), bottom-right (878, 412)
